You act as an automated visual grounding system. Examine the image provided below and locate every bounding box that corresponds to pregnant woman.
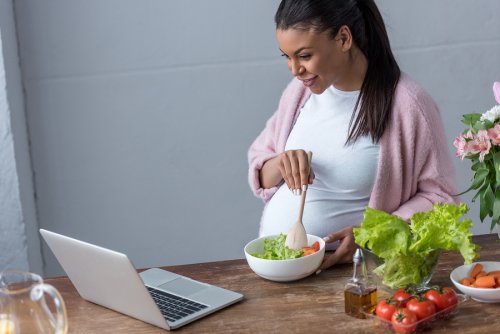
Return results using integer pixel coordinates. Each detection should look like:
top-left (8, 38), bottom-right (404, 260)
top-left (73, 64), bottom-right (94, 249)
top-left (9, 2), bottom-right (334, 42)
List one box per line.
top-left (248, 0), bottom-right (459, 270)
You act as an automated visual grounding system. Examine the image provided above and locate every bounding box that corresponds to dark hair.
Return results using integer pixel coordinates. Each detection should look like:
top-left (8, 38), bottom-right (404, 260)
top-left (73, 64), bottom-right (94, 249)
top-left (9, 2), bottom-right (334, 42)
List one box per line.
top-left (275, 0), bottom-right (400, 143)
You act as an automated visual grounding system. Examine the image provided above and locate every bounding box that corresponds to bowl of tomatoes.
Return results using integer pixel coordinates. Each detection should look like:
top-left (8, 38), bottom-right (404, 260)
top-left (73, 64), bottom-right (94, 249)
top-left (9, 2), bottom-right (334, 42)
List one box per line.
top-left (366, 285), bottom-right (466, 334)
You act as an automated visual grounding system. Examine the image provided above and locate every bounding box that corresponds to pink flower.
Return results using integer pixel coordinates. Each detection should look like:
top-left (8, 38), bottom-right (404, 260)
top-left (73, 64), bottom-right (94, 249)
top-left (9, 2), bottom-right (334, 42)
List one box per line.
top-left (468, 130), bottom-right (491, 162)
top-left (494, 82), bottom-right (500, 104)
top-left (453, 130), bottom-right (474, 160)
top-left (487, 124), bottom-right (500, 145)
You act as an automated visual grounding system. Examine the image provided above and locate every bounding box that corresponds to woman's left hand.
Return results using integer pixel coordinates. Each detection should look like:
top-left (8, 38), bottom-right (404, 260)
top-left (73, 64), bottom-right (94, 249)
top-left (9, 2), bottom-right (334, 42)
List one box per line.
top-left (319, 226), bottom-right (357, 270)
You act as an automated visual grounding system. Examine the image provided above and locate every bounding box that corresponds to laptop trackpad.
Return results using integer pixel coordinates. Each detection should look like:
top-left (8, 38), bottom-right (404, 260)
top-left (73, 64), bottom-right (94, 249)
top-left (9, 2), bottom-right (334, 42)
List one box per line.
top-left (158, 278), bottom-right (208, 296)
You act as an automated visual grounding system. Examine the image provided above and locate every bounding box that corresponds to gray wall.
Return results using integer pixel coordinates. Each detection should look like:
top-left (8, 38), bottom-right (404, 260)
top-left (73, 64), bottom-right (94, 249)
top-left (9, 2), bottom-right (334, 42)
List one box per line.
top-left (0, 0), bottom-right (42, 273)
top-left (5, 0), bottom-right (500, 276)
top-left (0, 25), bottom-right (28, 272)
top-left (14, 0), bottom-right (286, 276)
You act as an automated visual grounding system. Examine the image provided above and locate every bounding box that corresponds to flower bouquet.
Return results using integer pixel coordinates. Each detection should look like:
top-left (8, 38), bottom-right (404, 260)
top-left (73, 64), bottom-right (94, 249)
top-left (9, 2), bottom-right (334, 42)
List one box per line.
top-left (453, 82), bottom-right (500, 231)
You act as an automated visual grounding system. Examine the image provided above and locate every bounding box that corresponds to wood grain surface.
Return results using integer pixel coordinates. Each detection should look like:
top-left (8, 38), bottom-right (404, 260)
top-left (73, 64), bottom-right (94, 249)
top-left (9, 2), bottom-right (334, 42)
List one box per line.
top-left (45, 234), bottom-right (500, 333)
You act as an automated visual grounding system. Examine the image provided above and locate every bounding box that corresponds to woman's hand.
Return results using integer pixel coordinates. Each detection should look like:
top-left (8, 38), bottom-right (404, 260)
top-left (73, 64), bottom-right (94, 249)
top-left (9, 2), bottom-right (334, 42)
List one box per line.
top-left (260, 149), bottom-right (314, 193)
top-left (319, 226), bottom-right (357, 270)
top-left (278, 150), bottom-right (314, 194)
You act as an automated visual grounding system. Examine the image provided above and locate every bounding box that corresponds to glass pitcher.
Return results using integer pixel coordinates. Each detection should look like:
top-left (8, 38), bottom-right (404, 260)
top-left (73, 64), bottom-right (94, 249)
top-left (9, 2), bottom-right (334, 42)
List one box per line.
top-left (0, 270), bottom-right (67, 334)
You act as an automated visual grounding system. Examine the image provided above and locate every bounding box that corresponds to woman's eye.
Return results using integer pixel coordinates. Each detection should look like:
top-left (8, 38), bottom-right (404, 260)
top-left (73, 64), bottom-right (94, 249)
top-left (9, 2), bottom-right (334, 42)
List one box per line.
top-left (281, 53), bottom-right (290, 60)
top-left (299, 54), bottom-right (311, 60)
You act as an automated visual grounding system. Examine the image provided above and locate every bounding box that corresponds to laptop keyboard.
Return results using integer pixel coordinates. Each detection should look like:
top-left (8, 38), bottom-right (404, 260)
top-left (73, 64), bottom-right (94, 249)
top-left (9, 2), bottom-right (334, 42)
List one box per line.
top-left (146, 286), bottom-right (208, 322)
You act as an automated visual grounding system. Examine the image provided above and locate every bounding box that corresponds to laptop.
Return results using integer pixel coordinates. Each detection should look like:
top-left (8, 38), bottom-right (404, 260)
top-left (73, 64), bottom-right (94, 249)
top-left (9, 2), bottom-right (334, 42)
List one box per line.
top-left (39, 229), bottom-right (243, 330)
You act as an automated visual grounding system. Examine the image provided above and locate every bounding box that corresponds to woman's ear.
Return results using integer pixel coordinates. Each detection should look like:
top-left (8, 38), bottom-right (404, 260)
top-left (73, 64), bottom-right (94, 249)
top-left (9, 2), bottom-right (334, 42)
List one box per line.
top-left (336, 25), bottom-right (353, 52)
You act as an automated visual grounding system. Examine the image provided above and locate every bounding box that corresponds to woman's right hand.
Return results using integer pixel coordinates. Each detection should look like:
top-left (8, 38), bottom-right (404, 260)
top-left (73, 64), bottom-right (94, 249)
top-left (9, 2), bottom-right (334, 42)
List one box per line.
top-left (260, 149), bottom-right (314, 194)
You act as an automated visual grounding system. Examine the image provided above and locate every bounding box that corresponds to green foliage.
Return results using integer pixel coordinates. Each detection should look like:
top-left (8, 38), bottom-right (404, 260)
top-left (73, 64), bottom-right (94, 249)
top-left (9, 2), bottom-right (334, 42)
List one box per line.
top-left (461, 113), bottom-right (481, 127)
top-left (458, 114), bottom-right (500, 231)
top-left (464, 149), bottom-right (500, 229)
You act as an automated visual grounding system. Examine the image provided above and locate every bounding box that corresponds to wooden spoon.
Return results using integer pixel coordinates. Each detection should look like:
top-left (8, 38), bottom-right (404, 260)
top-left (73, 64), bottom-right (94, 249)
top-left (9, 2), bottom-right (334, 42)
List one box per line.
top-left (285, 151), bottom-right (313, 250)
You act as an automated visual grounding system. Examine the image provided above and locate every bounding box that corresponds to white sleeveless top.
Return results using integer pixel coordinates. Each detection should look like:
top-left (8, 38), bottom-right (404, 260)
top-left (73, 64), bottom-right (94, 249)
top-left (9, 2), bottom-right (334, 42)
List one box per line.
top-left (259, 85), bottom-right (380, 250)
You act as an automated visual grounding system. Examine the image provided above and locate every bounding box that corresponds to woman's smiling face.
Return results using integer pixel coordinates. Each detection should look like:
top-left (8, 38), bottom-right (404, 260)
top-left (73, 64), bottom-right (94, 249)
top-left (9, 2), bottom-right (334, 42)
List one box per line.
top-left (276, 27), bottom-right (362, 93)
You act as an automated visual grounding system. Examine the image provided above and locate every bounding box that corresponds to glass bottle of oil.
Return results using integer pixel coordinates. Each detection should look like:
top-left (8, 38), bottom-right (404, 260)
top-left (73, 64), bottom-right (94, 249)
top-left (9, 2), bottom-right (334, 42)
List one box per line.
top-left (344, 248), bottom-right (377, 319)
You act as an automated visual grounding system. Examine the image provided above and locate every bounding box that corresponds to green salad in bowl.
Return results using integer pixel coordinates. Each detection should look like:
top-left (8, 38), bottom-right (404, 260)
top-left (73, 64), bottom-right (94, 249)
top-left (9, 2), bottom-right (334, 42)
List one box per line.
top-left (244, 233), bottom-right (325, 282)
top-left (251, 233), bottom-right (320, 260)
top-left (354, 203), bottom-right (479, 290)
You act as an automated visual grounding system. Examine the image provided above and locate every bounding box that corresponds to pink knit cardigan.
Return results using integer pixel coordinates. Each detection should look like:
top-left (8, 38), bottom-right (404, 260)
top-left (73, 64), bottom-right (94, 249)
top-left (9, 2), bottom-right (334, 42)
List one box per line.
top-left (248, 73), bottom-right (459, 220)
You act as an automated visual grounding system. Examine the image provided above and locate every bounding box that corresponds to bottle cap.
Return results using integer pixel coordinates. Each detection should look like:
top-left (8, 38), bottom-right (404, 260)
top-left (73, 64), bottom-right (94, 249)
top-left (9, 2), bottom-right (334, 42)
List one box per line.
top-left (353, 248), bottom-right (363, 263)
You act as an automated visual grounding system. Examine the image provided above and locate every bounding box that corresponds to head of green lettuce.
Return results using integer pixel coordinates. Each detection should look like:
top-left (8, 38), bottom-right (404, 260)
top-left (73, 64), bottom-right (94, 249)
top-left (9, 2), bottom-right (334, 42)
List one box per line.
top-left (353, 203), bottom-right (480, 289)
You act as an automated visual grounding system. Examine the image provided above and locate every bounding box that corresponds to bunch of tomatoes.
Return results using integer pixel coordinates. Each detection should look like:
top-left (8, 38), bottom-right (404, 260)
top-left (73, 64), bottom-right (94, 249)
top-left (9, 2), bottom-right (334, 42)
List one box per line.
top-left (374, 285), bottom-right (458, 334)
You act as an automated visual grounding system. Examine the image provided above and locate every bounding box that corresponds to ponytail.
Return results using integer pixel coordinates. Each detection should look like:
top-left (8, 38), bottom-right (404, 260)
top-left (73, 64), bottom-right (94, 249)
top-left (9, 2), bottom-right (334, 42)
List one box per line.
top-left (347, 0), bottom-right (400, 143)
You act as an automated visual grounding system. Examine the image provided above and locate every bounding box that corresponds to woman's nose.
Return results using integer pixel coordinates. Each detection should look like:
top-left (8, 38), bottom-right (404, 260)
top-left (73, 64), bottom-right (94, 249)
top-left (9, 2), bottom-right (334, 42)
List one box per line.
top-left (289, 60), bottom-right (304, 77)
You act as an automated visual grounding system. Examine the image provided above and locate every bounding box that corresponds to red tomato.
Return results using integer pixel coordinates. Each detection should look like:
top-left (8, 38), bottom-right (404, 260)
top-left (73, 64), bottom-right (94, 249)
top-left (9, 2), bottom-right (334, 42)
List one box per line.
top-left (311, 241), bottom-right (320, 252)
top-left (406, 297), bottom-right (436, 321)
top-left (393, 288), bottom-right (412, 307)
top-left (391, 308), bottom-right (418, 334)
top-left (375, 298), bottom-right (397, 322)
top-left (424, 287), bottom-right (458, 313)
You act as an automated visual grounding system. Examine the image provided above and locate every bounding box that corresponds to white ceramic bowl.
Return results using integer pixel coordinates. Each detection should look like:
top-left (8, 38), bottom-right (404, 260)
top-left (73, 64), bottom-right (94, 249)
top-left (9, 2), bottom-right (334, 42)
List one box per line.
top-left (450, 261), bottom-right (500, 303)
top-left (244, 234), bottom-right (325, 282)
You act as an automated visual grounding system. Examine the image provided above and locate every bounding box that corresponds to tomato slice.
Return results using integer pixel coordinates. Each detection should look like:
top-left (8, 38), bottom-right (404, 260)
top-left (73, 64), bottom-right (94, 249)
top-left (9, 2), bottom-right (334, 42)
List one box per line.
top-left (311, 241), bottom-right (320, 252)
top-left (302, 247), bottom-right (315, 256)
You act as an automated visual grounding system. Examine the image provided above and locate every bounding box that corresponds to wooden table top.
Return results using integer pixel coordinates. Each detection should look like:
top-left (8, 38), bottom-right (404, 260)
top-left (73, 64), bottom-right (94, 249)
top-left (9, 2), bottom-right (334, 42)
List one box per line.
top-left (46, 234), bottom-right (499, 333)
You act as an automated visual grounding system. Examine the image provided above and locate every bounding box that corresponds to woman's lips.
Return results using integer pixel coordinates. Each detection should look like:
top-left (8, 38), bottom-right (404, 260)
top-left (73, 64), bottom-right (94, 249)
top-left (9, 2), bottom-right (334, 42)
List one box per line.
top-left (301, 76), bottom-right (318, 87)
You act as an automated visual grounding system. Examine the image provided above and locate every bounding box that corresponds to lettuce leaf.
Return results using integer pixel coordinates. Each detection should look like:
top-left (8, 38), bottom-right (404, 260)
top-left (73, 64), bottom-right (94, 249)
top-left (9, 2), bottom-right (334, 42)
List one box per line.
top-left (353, 207), bottom-right (411, 259)
top-left (409, 203), bottom-right (479, 264)
top-left (374, 253), bottom-right (427, 288)
top-left (354, 203), bottom-right (480, 289)
top-left (252, 233), bottom-right (304, 260)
